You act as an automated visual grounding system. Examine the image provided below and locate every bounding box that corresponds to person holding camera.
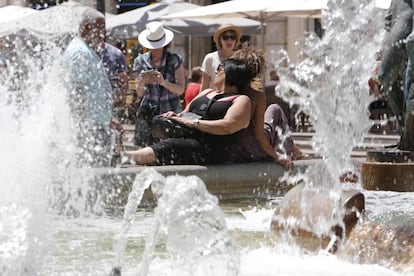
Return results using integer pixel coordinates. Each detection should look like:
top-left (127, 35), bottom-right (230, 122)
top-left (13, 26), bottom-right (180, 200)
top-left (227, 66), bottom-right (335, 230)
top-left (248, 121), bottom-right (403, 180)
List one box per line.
top-left (133, 21), bottom-right (185, 147)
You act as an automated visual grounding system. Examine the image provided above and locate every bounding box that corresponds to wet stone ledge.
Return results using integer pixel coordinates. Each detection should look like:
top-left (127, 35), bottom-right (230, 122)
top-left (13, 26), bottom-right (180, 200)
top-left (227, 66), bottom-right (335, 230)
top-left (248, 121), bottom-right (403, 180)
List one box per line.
top-left (362, 150), bottom-right (414, 192)
top-left (91, 160), bottom-right (320, 211)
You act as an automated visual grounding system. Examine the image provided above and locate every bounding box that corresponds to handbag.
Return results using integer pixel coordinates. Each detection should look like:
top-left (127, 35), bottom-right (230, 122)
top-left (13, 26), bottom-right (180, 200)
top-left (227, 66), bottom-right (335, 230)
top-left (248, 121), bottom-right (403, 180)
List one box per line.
top-left (151, 92), bottom-right (240, 140)
top-left (151, 112), bottom-right (202, 140)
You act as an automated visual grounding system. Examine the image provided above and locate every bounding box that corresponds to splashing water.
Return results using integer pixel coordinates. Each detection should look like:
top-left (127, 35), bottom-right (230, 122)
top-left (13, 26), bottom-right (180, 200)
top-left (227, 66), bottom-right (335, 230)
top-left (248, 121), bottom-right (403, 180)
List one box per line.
top-left (113, 169), bottom-right (240, 276)
top-left (156, 173), bottom-right (239, 276)
top-left (271, 0), bottom-right (387, 253)
top-left (275, 0), bottom-right (384, 185)
top-left (112, 169), bottom-right (166, 273)
top-left (0, 31), bottom-right (112, 273)
top-left (1, 0), bottom-right (407, 274)
top-left (0, 38), bottom-right (73, 273)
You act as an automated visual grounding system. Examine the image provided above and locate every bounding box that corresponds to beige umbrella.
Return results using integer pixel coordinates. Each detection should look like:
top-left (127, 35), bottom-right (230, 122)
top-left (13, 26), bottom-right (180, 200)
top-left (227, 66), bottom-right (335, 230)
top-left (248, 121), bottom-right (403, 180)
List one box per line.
top-left (162, 0), bottom-right (390, 49)
top-left (106, 0), bottom-right (262, 40)
top-left (162, 0), bottom-right (329, 49)
top-left (106, 0), bottom-right (262, 69)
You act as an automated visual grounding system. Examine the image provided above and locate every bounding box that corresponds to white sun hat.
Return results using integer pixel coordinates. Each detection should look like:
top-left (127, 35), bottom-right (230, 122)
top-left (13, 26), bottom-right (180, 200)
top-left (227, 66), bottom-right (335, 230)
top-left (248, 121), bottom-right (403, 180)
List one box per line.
top-left (138, 21), bottom-right (174, 49)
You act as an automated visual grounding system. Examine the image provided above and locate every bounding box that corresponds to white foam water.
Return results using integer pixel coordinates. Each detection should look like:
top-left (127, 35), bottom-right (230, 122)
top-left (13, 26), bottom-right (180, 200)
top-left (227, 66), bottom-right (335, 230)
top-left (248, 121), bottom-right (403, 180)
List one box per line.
top-left (275, 0), bottom-right (384, 183)
top-left (113, 169), bottom-right (240, 276)
top-left (0, 32), bottom-right (105, 274)
top-left (271, 0), bottom-right (386, 247)
top-left (1, 0), bottom-right (408, 275)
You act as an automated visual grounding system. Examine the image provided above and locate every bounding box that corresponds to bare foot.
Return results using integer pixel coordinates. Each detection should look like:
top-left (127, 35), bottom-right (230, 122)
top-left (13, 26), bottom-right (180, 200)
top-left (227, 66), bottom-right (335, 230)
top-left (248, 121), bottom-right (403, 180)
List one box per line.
top-left (292, 144), bottom-right (311, 160)
top-left (275, 155), bottom-right (294, 170)
top-left (124, 150), bottom-right (138, 165)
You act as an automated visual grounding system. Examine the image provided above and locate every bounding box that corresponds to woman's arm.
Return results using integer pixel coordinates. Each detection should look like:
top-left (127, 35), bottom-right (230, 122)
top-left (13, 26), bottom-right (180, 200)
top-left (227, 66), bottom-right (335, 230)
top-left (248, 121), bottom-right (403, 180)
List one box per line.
top-left (253, 92), bottom-right (293, 169)
top-left (133, 57), bottom-right (145, 98)
top-left (199, 71), bottom-right (211, 92)
top-left (253, 93), bottom-right (279, 159)
top-left (173, 95), bottom-right (251, 135)
top-left (135, 72), bottom-right (148, 98)
top-left (155, 63), bottom-right (185, 96)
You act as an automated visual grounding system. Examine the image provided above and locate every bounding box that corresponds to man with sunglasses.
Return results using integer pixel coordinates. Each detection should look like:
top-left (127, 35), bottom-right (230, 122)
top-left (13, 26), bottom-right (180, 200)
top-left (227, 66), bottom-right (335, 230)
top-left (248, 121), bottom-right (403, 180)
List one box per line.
top-left (199, 24), bottom-right (242, 92)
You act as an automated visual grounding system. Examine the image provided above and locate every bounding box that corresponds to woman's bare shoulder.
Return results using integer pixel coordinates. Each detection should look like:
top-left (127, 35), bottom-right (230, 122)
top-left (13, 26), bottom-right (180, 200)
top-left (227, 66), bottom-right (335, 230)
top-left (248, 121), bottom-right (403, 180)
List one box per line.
top-left (245, 88), bottom-right (265, 101)
top-left (200, 88), bottom-right (216, 96)
top-left (235, 94), bottom-right (252, 103)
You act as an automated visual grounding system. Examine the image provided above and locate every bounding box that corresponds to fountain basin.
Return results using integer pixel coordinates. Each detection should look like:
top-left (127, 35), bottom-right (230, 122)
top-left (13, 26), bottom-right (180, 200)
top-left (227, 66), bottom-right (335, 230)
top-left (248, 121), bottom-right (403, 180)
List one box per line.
top-left (361, 150), bottom-right (414, 191)
top-left (361, 161), bottom-right (414, 192)
top-left (93, 159), bottom-right (320, 210)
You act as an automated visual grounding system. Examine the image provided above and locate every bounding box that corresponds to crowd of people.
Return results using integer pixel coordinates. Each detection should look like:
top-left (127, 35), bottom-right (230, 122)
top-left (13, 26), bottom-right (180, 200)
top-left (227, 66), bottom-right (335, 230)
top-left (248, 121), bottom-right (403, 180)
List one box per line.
top-left (125, 20), bottom-right (306, 169)
top-left (51, 8), bottom-right (306, 169)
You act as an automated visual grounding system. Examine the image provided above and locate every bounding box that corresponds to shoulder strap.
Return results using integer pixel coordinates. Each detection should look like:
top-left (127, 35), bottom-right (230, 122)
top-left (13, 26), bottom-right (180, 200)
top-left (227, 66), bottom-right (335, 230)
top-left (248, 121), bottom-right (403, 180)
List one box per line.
top-left (217, 95), bottom-right (240, 102)
top-left (205, 93), bottom-right (240, 115)
top-left (213, 92), bottom-right (240, 101)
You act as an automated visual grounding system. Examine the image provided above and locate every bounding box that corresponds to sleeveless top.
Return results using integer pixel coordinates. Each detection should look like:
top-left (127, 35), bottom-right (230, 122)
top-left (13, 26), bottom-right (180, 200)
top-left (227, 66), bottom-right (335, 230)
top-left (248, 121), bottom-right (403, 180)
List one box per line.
top-left (188, 91), bottom-right (240, 148)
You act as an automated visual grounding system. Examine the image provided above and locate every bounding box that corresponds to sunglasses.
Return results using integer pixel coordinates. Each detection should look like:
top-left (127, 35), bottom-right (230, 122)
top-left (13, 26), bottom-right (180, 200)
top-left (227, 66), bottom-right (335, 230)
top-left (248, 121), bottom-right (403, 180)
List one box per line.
top-left (221, 35), bottom-right (237, 41)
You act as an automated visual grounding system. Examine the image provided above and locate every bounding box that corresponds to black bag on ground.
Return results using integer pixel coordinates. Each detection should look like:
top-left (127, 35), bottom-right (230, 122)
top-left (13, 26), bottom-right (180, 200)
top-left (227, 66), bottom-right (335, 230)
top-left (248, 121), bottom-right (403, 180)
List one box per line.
top-left (134, 105), bottom-right (159, 147)
top-left (151, 112), bottom-right (202, 140)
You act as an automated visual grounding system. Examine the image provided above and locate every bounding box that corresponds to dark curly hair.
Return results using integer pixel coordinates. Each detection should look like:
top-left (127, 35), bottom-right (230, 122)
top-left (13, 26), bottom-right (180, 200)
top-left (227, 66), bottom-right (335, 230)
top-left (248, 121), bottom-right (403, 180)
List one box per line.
top-left (231, 47), bottom-right (265, 80)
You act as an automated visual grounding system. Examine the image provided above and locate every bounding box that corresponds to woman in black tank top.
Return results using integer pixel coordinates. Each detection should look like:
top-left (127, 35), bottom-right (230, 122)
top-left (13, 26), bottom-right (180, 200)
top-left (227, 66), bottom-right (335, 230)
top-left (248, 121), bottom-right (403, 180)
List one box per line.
top-left (125, 59), bottom-right (252, 165)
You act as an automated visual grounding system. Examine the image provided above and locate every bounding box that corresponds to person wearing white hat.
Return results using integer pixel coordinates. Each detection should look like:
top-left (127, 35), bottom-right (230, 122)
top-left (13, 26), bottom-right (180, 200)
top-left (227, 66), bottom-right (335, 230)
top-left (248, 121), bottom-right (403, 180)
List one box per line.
top-left (199, 24), bottom-right (242, 92)
top-left (133, 21), bottom-right (185, 147)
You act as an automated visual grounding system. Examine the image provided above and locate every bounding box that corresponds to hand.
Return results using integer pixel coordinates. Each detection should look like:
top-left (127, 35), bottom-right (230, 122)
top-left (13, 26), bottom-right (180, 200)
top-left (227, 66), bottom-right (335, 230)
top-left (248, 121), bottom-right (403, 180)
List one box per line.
top-left (152, 71), bottom-right (165, 85)
top-left (160, 111), bottom-right (177, 118)
top-left (139, 70), bottom-right (159, 84)
top-left (170, 115), bottom-right (192, 128)
top-left (275, 154), bottom-right (294, 170)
